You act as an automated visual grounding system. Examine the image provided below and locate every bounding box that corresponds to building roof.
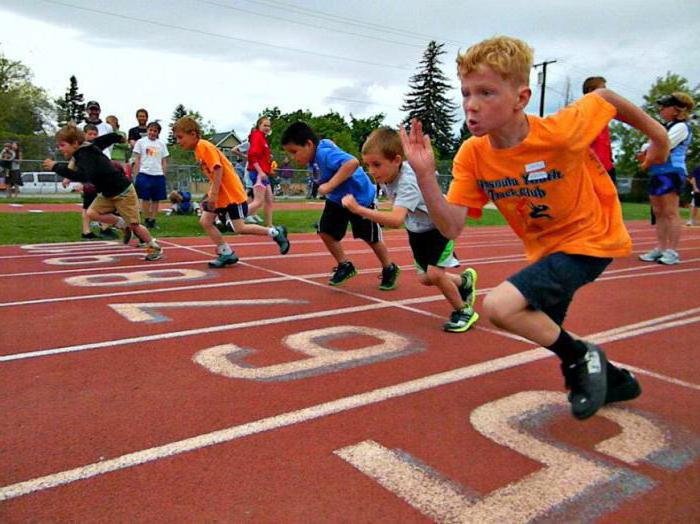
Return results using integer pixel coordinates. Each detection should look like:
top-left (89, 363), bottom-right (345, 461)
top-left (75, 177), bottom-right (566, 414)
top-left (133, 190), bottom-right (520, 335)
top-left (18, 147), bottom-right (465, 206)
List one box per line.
top-left (209, 130), bottom-right (243, 147)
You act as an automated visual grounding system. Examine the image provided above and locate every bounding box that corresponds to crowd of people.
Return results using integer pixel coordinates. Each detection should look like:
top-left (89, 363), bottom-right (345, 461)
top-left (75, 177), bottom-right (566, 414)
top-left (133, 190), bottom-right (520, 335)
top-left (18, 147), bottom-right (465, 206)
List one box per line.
top-left (35, 34), bottom-right (697, 423)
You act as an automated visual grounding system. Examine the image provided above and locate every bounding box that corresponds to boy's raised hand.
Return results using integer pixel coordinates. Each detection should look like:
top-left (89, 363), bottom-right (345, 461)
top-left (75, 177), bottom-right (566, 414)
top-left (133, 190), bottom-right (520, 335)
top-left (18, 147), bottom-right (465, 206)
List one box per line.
top-left (399, 119), bottom-right (436, 179)
top-left (42, 159), bottom-right (55, 171)
top-left (341, 194), bottom-right (359, 211)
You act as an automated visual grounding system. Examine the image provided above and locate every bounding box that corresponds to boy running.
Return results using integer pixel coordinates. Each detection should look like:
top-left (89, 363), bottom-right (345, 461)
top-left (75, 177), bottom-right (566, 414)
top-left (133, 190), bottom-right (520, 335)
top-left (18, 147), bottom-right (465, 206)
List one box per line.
top-left (43, 123), bottom-right (162, 261)
top-left (281, 121), bottom-right (400, 289)
top-left (342, 127), bottom-right (478, 332)
top-left (401, 36), bottom-right (669, 420)
top-left (173, 116), bottom-right (290, 268)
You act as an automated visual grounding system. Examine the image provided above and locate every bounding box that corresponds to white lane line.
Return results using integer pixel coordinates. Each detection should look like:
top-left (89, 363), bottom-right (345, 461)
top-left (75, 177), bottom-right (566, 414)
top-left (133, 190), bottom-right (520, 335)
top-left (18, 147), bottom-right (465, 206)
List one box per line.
top-left (1, 314), bottom-right (698, 502)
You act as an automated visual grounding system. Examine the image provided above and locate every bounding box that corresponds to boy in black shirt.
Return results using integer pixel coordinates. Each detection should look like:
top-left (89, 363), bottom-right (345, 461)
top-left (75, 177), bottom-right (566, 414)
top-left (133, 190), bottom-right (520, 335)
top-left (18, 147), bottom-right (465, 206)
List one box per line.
top-left (43, 123), bottom-right (162, 261)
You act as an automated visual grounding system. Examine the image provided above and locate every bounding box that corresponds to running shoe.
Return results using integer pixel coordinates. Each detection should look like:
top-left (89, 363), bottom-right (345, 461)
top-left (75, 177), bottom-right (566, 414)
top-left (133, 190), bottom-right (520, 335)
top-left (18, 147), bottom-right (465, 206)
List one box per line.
top-left (443, 307), bottom-right (479, 333)
top-left (273, 225), bottom-right (290, 255)
top-left (458, 267), bottom-right (478, 309)
top-left (562, 342), bottom-right (608, 420)
top-left (81, 232), bottom-right (98, 240)
top-left (639, 248), bottom-right (662, 262)
top-left (605, 366), bottom-right (642, 404)
top-left (379, 263), bottom-right (401, 290)
top-left (144, 243), bottom-right (163, 261)
top-left (657, 249), bottom-right (680, 265)
top-left (208, 252), bottom-right (238, 268)
top-left (329, 261), bottom-right (357, 286)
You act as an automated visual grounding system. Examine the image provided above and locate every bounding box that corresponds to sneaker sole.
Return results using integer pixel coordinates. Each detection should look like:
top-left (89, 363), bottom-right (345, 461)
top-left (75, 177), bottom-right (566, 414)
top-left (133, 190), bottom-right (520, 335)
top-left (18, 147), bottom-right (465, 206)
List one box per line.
top-left (145, 254), bottom-right (164, 261)
top-left (329, 269), bottom-right (358, 286)
top-left (462, 267), bottom-right (478, 308)
top-left (208, 258), bottom-right (239, 268)
top-left (444, 311), bottom-right (480, 333)
top-left (379, 266), bottom-right (401, 290)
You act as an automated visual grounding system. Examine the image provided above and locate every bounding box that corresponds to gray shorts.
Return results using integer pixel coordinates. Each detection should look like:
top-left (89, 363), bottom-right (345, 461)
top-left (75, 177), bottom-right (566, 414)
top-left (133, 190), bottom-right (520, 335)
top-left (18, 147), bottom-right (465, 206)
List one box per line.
top-left (507, 252), bottom-right (612, 326)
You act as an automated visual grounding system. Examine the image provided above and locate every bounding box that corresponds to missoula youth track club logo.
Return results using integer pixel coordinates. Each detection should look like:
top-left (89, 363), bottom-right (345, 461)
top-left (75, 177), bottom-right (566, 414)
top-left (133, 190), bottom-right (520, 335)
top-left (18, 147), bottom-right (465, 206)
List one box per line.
top-left (478, 168), bottom-right (563, 220)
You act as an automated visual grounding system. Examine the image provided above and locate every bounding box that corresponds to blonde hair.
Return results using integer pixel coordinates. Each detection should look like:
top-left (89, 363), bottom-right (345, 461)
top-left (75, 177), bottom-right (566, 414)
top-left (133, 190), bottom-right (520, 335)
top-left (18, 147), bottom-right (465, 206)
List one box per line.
top-left (456, 36), bottom-right (533, 86)
top-left (105, 115), bottom-right (119, 129)
top-left (671, 92), bottom-right (695, 120)
top-left (173, 116), bottom-right (201, 137)
top-left (362, 127), bottom-right (404, 160)
top-left (55, 123), bottom-right (85, 144)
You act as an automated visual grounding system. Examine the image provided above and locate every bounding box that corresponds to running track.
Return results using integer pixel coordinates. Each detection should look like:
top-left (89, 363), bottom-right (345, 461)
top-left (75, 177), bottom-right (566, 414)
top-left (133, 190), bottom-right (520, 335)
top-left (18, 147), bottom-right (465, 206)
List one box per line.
top-left (1, 223), bottom-right (699, 522)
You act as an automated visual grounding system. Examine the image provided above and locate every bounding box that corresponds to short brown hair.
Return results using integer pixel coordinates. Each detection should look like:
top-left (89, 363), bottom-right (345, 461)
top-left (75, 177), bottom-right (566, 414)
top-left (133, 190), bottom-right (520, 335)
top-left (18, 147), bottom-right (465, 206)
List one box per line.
top-left (456, 36), bottom-right (533, 86)
top-left (582, 76), bottom-right (606, 94)
top-left (56, 123), bottom-right (85, 144)
top-left (172, 116), bottom-right (201, 137)
top-left (362, 127), bottom-right (404, 160)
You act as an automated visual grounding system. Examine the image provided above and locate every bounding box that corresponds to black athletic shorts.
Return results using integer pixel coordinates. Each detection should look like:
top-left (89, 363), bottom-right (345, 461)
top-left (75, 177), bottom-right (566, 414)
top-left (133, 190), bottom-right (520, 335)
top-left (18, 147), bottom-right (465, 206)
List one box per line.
top-left (216, 202), bottom-right (248, 224)
top-left (507, 252), bottom-right (612, 326)
top-left (407, 228), bottom-right (458, 273)
top-left (318, 198), bottom-right (382, 244)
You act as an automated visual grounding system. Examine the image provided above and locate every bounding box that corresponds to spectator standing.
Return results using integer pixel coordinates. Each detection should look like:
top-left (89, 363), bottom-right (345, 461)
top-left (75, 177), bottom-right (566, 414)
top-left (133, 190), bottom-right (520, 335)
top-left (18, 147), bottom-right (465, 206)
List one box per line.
top-left (7, 142), bottom-right (22, 198)
top-left (246, 116), bottom-right (275, 226)
top-left (84, 100), bottom-right (114, 158)
top-left (133, 121), bottom-right (169, 229)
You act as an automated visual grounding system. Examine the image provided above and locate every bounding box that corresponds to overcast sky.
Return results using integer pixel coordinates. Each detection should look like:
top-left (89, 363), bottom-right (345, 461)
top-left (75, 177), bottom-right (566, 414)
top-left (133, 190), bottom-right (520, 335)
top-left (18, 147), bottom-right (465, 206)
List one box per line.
top-left (1, 0), bottom-right (699, 137)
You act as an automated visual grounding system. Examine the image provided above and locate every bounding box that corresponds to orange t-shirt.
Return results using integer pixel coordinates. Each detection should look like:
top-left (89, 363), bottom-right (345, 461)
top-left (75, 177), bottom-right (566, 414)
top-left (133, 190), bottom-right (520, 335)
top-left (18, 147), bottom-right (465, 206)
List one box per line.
top-left (448, 93), bottom-right (631, 262)
top-left (195, 139), bottom-right (247, 208)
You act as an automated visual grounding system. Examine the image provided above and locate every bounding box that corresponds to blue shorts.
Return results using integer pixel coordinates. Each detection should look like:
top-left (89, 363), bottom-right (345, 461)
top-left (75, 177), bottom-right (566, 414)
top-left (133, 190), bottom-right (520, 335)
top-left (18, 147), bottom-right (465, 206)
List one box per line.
top-left (507, 252), bottom-right (612, 326)
top-left (248, 171), bottom-right (271, 187)
top-left (649, 171), bottom-right (684, 197)
top-left (135, 173), bottom-right (167, 201)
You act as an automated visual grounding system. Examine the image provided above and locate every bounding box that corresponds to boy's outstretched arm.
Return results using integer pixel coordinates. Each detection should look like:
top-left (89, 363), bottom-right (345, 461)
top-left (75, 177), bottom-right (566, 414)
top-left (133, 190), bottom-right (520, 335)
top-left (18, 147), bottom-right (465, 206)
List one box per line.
top-left (400, 119), bottom-right (467, 239)
top-left (595, 89), bottom-right (670, 169)
top-left (341, 194), bottom-right (407, 228)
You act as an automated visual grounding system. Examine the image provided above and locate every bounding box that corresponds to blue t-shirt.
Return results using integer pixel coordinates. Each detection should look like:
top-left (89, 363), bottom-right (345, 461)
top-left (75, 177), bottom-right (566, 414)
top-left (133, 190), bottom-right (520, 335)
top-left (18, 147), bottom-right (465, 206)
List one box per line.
top-left (313, 139), bottom-right (375, 206)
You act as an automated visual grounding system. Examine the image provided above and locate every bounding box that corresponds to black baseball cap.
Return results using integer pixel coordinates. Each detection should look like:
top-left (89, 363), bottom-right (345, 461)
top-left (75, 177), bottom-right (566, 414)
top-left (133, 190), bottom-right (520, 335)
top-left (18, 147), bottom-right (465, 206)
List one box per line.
top-left (86, 100), bottom-right (101, 110)
top-left (656, 94), bottom-right (687, 109)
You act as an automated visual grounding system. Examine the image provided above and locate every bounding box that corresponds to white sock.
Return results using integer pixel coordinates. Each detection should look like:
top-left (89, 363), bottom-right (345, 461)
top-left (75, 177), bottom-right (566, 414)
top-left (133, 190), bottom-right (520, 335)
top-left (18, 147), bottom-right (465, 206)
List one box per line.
top-left (147, 238), bottom-right (159, 248)
top-left (217, 243), bottom-right (232, 256)
top-left (115, 217), bottom-right (127, 229)
top-left (268, 227), bottom-right (278, 238)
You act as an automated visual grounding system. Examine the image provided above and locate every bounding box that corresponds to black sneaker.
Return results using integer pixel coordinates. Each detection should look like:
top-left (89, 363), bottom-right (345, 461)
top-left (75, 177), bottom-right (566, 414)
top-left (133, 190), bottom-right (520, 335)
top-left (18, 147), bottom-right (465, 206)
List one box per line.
top-left (99, 228), bottom-right (119, 239)
top-left (605, 367), bottom-right (642, 404)
top-left (273, 225), bottom-right (290, 255)
top-left (122, 227), bottom-right (132, 245)
top-left (562, 342), bottom-right (608, 420)
top-left (379, 263), bottom-right (400, 290)
top-left (145, 218), bottom-right (157, 229)
top-left (208, 252), bottom-right (239, 268)
top-left (458, 267), bottom-right (478, 308)
top-left (329, 261), bottom-right (357, 286)
top-left (443, 307), bottom-right (479, 333)
top-left (81, 232), bottom-right (98, 240)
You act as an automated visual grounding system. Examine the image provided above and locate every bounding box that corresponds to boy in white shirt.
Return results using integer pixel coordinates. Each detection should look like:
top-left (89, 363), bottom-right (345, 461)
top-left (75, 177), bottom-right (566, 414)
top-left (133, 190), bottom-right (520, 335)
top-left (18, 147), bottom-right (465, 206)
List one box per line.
top-left (133, 122), bottom-right (169, 229)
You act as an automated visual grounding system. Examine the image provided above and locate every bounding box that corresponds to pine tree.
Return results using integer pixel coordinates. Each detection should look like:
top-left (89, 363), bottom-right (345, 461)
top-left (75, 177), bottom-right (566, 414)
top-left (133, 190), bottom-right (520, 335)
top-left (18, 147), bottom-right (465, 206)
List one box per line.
top-left (55, 75), bottom-right (85, 127)
top-left (401, 41), bottom-right (458, 159)
top-left (168, 104), bottom-right (188, 145)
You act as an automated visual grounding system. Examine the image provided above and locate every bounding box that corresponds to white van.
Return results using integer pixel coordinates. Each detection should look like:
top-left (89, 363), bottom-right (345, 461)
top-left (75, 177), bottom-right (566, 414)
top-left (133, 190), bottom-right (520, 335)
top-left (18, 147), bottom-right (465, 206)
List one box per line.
top-left (20, 172), bottom-right (81, 194)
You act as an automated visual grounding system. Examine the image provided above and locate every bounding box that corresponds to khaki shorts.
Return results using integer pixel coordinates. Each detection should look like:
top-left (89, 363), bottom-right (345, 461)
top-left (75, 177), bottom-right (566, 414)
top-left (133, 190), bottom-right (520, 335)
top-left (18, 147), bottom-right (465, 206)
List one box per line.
top-left (89, 185), bottom-right (140, 225)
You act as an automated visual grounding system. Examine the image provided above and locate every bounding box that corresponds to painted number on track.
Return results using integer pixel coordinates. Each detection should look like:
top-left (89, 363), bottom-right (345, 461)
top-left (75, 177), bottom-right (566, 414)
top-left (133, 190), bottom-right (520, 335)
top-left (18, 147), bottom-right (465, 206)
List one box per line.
top-left (335, 391), bottom-right (700, 522)
top-left (65, 269), bottom-right (209, 287)
top-left (194, 325), bottom-right (423, 381)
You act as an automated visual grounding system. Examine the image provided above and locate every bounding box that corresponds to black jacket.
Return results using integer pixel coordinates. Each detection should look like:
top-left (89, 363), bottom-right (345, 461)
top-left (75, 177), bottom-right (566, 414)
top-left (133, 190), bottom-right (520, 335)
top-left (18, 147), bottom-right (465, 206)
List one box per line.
top-left (53, 134), bottom-right (130, 197)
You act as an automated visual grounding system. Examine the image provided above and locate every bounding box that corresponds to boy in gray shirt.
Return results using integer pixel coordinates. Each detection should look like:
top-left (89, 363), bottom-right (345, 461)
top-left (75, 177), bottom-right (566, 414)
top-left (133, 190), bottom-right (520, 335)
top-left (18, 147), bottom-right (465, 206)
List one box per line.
top-left (342, 127), bottom-right (478, 332)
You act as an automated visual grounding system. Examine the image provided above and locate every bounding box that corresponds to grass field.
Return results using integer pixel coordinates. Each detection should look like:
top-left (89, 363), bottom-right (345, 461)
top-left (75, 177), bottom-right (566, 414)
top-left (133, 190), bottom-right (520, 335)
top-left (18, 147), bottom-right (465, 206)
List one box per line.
top-left (0, 202), bottom-right (687, 245)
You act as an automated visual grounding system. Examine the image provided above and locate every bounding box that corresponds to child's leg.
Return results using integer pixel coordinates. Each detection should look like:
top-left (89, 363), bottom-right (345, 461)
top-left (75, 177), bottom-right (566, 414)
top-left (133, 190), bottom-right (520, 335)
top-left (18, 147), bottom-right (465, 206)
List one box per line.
top-left (263, 185), bottom-right (274, 226)
top-left (320, 232), bottom-right (347, 264)
top-left (200, 211), bottom-right (227, 251)
top-left (81, 210), bottom-right (92, 235)
top-left (425, 266), bottom-right (464, 311)
top-left (368, 240), bottom-right (392, 268)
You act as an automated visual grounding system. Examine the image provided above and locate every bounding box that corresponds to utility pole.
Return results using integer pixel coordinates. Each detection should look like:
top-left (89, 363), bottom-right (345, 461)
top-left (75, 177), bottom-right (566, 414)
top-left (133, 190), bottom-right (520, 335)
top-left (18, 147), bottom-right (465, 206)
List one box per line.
top-left (533, 60), bottom-right (557, 116)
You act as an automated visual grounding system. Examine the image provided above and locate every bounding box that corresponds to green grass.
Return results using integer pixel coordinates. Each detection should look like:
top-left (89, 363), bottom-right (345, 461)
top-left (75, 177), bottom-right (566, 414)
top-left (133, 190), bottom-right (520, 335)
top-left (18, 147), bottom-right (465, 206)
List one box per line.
top-left (0, 202), bottom-right (689, 245)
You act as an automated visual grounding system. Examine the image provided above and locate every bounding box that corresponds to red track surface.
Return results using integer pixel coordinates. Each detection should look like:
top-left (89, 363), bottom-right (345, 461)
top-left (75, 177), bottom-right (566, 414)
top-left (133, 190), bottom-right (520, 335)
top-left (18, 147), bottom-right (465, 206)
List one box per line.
top-left (1, 223), bottom-right (699, 522)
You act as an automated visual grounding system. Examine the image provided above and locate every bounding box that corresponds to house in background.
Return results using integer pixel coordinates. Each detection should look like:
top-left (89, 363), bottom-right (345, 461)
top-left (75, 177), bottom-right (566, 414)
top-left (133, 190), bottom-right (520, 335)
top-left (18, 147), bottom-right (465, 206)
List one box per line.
top-left (208, 130), bottom-right (244, 163)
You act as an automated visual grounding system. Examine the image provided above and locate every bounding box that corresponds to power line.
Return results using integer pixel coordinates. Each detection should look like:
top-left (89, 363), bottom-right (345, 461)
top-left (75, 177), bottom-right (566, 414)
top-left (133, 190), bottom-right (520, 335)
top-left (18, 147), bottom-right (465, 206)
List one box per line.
top-left (200, 0), bottom-right (425, 50)
top-left (241, 0), bottom-right (464, 47)
top-left (41, 0), bottom-right (415, 71)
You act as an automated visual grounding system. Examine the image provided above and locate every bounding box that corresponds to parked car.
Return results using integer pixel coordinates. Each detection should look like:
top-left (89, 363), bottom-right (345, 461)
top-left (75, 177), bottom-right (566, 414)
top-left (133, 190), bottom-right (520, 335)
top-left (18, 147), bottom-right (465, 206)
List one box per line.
top-left (20, 172), bottom-right (81, 194)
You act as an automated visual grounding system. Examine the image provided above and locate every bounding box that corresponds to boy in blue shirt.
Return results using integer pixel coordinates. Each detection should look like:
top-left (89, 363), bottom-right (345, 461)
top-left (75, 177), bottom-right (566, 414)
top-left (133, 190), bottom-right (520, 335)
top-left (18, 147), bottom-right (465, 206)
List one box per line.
top-left (282, 121), bottom-right (400, 289)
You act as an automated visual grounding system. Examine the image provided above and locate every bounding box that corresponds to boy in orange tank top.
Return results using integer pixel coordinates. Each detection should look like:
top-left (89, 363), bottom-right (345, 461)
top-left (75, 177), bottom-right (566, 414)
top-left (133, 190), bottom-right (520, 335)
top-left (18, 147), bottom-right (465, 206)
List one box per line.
top-left (401, 36), bottom-right (669, 420)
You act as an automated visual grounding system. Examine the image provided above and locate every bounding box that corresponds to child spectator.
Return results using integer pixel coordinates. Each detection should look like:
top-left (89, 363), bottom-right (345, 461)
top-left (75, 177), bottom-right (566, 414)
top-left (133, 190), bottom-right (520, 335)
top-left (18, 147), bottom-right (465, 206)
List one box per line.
top-left (246, 116), bottom-right (275, 226)
top-left (133, 121), bottom-right (169, 229)
top-left (282, 121), bottom-right (400, 289)
top-left (173, 116), bottom-right (290, 268)
top-left (168, 190), bottom-right (198, 215)
top-left (343, 127), bottom-right (478, 332)
top-left (43, 123), bottom-right (162, 260)
top-left (1, 143), bottom-right (15, 192)
top-left (582, 76), bottom-right (616, 185)
top-left (105, 115), bottom-right (130, 164)
top-left (401, 36), bottom-right (669, 420)
top-left (638, 92), bottom-right (695, 265)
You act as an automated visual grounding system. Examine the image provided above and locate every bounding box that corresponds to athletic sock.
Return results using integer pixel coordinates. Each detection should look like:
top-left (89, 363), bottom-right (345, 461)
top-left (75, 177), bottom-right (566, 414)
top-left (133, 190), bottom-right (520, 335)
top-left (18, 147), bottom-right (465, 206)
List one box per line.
top-left (114, 217), bottom-right (127, 229)
top-left (147, 238), bottom-right (159, 248)
top-left (547, 329), bottom-right (587, 366)
top-left (217, 243), bottom-right (232, 256)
